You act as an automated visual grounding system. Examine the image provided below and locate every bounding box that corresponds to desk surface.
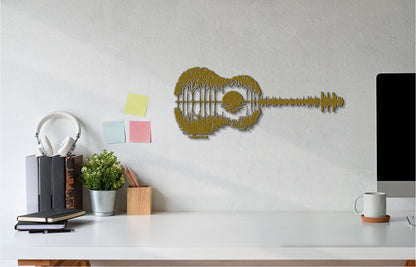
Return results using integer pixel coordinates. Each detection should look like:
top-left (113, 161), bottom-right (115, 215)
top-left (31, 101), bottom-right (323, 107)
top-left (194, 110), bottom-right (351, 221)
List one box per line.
top-left (1, 211), bottom-right (415, 261)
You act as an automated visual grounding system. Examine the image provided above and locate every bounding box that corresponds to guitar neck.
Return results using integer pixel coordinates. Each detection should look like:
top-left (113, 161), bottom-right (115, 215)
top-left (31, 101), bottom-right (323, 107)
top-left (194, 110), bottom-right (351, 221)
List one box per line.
top-left (258, 92), bottom-right (344, 112)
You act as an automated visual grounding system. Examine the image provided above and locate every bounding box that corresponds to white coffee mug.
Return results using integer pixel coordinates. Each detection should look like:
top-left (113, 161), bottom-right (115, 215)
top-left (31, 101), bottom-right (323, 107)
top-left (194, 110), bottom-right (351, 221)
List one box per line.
top-left (354, 192), bottom-right (387, 218)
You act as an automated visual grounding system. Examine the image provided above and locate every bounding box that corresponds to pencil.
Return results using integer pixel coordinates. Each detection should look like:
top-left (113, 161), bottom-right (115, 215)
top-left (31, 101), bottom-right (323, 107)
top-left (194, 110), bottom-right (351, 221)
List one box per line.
top-left (128, 168), bottom-right (139, 187)
top-left (122, 166), bottom-right (135, 187)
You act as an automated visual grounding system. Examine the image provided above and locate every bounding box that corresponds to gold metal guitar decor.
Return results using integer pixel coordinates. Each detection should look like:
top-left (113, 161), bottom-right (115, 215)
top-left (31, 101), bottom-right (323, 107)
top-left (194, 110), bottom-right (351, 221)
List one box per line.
top-left (174, 67), bottom-right (344, 139)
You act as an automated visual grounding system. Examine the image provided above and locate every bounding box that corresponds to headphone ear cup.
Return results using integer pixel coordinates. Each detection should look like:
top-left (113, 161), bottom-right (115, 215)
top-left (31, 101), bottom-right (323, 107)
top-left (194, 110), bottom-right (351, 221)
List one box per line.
top-left (57, 136), bottom-right (75, 156)
top-left (41, 135), bottom-right (54, 156)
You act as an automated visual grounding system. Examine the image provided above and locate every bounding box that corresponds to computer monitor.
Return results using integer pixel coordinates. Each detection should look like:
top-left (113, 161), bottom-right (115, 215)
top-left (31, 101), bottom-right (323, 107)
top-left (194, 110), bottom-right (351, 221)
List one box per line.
top-left (376, 73), bottom-right (415, 197)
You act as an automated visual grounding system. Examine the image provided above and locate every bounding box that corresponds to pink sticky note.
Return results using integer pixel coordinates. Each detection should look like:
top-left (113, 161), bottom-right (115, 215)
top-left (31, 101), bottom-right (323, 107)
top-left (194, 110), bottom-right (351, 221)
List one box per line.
top-left (129, 121), bottom-right (151, 143)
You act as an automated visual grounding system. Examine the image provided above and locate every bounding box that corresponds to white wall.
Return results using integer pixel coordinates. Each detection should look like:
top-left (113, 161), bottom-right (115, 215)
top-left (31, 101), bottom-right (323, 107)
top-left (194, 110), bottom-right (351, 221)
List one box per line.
top-left (1, 0), bottom-right (415, 215)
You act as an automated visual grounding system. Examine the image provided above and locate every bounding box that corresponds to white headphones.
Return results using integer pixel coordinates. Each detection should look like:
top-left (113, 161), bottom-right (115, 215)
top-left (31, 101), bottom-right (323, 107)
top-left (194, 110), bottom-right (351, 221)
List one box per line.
top-left (35, 111), bottom-right (81, 157)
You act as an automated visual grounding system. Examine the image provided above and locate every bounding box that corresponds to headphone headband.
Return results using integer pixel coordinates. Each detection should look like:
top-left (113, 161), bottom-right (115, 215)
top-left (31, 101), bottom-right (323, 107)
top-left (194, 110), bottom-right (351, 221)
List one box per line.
top-left (35, 111), bottom-right (81, 143)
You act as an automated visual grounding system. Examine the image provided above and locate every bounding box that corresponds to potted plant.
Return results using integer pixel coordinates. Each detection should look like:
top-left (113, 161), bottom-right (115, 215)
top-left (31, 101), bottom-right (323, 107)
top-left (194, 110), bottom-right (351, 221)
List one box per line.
top-left (80, 150), bottom-right (125, 216)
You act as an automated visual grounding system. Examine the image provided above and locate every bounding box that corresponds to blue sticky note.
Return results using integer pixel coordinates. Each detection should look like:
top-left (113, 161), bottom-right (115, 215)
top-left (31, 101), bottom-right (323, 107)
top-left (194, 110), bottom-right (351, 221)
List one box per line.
top-left (102, 121), bottom-right (125, 144)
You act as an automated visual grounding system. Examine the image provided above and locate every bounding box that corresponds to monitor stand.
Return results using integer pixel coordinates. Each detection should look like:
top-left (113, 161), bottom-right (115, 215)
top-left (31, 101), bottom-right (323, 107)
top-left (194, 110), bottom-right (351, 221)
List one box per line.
top-left (377, 181), bottom-right (415, 198)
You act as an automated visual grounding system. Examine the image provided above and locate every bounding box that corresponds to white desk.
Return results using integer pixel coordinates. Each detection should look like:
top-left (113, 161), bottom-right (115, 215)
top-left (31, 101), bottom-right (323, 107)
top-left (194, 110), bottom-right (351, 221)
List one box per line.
top-left (1, 211), bottom-right (415, 263)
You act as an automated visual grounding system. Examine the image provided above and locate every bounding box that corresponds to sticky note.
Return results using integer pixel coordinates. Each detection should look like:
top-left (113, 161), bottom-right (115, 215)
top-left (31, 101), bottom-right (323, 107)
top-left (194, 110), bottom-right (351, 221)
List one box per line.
top-left (124, 92), bottom-right (149, 117)
top-left (129, 121), bottom-right (151, 143)
top-left (102, 121), bottom-right (125, 144)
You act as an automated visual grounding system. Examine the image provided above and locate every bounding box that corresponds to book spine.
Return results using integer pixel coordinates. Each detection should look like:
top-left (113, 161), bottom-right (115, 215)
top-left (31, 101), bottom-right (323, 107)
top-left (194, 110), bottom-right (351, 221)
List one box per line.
top-left (51, 156), bottom-right (66, 209)
top-left (38, 156), bottom-right (52, 211)
top-left (25, 155), bottom-right (39, 213)
top-left (65, 155), bottom-right (83, 209)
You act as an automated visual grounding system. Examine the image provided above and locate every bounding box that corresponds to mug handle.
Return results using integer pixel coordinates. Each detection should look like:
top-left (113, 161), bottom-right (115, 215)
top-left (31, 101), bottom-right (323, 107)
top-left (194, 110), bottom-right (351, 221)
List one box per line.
top-left (354, 195), bottom-right (363, 215)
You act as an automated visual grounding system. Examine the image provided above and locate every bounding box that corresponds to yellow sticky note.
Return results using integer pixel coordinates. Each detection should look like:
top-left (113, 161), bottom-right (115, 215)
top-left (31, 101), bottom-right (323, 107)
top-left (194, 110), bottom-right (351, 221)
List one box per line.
top-left (124, 92), bottom-right (149, 117)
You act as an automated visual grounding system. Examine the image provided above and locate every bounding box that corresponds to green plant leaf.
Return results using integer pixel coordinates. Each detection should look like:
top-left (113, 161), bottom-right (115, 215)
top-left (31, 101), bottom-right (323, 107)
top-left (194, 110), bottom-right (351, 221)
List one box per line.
top-left (79, 150), bottom-right (125, 191)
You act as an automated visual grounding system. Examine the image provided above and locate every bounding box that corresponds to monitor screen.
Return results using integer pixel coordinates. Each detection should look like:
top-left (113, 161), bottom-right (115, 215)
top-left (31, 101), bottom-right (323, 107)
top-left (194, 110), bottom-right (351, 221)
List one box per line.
top-left (376, 73), bottom-right (415, 193)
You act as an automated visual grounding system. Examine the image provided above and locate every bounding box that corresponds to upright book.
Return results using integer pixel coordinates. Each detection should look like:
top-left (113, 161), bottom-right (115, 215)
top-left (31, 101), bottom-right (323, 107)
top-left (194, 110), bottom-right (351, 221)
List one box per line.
top-left (65, 155), bottom-right (83, 209)
top-left (51, 156), bottom-right (66, 209)
top-left (25, 155), bottom-right (39, 213)
top-left (38, 156), bottom-right (52, 211)
top-left (17, 208), bottom-right (86, 223)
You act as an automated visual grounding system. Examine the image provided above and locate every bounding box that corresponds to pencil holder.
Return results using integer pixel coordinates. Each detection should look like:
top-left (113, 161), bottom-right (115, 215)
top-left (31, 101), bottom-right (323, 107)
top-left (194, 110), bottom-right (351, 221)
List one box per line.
top-left (127, 186), bottom-right (152, 215)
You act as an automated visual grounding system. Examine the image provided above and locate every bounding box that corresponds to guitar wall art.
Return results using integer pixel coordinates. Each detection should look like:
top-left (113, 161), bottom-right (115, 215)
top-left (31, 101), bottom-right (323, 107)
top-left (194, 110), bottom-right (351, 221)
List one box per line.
top-left (174, 67), bottom-right (344, 139)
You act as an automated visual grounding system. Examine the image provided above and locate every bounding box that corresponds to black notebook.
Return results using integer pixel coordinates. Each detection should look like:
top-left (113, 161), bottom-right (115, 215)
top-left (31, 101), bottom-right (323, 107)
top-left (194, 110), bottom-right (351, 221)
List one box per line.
top-left (17, 208), bottom-right (86, 223)
top-left (15, 220), bottom-right (68, 231)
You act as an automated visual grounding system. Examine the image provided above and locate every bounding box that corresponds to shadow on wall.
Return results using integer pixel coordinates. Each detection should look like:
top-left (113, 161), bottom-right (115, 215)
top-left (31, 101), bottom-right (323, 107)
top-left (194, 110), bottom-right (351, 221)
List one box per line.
top-left (3, 1), bottom-right (380, 176)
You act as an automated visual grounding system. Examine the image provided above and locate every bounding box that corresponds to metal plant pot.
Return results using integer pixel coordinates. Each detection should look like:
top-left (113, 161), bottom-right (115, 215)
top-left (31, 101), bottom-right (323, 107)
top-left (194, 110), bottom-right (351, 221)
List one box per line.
top-left (90, 190), bottom-right (117, 216)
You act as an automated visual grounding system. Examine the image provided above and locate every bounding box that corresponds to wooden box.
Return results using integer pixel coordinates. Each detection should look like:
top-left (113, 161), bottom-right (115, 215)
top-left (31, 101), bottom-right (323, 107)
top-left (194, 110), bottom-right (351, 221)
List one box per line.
top-left (127, 186), bottom-right (152, 215)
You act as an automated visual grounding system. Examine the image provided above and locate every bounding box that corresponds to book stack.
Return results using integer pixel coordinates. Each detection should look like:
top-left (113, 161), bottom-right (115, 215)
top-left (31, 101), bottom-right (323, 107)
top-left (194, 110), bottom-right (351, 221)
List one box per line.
top-left (25, 155), bottom-right (83, 213)
top-left (15, 208), bottom-right (86, 233)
